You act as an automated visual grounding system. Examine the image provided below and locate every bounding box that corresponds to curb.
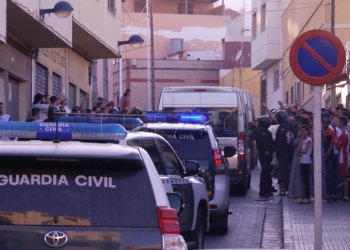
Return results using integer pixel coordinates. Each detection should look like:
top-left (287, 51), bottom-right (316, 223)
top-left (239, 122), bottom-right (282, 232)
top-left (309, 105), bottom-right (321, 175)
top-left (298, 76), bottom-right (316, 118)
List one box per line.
top-left (282, 196), bottom-right (295, 249)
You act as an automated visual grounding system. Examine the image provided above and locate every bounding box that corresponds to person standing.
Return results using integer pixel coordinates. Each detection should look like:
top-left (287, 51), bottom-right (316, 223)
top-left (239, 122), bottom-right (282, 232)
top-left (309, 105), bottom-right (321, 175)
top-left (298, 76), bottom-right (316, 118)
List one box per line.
top-left (121, 92), bottom-right (130, 113)
top-left (25, 107), bottom-right (40, 122)
top-left (275, 110), bottom-right (292, 196)
top-left (296, 125), bottom-right (313, 204)
top-left (256, 115), bottom-right (275, 197)
top-left (119, 89), bottom-right (131, 110)
top-left (0, 102), bottom-right (12, 140)
top-left (335, 117), bottom-right (350, 201)
top-left (0, 102), bottom-right (12, 122)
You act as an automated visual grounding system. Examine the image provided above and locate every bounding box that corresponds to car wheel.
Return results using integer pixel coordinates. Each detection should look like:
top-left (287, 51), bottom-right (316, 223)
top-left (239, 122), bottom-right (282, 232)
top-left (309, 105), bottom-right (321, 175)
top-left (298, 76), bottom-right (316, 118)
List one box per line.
top-left (236, 174), bottom-right (247, 196)
top-left (212, 207), bottom-right (228, 235)
top-left (247, 170), bottom-right (251, 189)
top-left (192, 209), bottom-right (206, 249)
top-left (250, 156), bottom-right (256, 170)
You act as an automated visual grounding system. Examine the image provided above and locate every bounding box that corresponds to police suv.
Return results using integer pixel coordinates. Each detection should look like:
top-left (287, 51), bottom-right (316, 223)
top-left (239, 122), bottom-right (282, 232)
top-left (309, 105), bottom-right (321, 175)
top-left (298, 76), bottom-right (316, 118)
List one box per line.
top-left (0, 122), bottom-right (187, 250)
top-left (133, 119), bottom-right (236, 235)
top-left (119, 131), bottom-right (209, 249)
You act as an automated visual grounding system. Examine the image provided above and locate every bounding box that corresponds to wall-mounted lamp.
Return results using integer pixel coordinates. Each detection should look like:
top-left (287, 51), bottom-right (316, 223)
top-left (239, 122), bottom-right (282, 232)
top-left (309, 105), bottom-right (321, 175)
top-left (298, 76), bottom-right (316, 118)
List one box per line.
top-left (40, 1), bottom-right (74, 18)
top-left (118, 35), bottom-right (144, 48)
top-left (118, 35), bottom-right (144, 107)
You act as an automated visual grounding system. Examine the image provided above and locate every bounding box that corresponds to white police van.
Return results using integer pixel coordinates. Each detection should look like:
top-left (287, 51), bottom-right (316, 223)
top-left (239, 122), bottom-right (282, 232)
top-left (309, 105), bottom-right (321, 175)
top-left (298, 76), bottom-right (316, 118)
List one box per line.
top-left (119, 131), bottom-right (209, 249)
top-left (0, 122), bottom-right (187, 250)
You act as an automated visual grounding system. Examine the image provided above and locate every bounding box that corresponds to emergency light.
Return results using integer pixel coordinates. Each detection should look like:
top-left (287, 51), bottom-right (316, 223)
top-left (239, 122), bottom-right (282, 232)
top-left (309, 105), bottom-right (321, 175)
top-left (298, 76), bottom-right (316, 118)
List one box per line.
top-left (144, 112), bottom-right (208, 124)
top-left (0, 122), bottom-right (128, 141)
top-left (58, 116), bottom-right (143, 131)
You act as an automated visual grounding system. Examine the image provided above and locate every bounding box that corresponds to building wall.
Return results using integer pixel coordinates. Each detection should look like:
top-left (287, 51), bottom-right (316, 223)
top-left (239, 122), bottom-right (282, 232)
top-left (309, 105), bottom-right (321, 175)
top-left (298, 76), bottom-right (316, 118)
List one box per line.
top-left (114, 59), bottom-right (222, 111)
top-left (71, 0), bottom-right (120, 53)
top-left (124, 0), bottom-right (222, 15)
top-left (281, 0), bottom-right (350, 109)
top-left (119, 13), bottom-right (226, 60)
top-left (220, 67), bottom-right (261, 118)
top-left (0, 0), bottom-right (5, 44)
top-left (36, 48), bottom-right (90, 106)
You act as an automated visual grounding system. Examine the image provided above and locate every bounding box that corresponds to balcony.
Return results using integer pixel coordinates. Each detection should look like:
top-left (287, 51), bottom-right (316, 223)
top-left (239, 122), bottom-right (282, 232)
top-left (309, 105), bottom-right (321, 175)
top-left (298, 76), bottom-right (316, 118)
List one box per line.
top-left (6, 0), bottom-right (72, 49)
top-left (251, 27), bottom-right (280, 70)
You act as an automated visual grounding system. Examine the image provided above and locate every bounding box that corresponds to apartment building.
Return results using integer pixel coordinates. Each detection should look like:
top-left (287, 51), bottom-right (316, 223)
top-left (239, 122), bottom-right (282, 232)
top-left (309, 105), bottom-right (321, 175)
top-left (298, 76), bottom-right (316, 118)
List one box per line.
top-left (282, 0), bottom-right (350, 110)
top-left (250, 0), bottom-right (291, 115)
top-left (0, 0), bottom-right (121, 121)
top-left (114, 0), bottom-right (227, 110)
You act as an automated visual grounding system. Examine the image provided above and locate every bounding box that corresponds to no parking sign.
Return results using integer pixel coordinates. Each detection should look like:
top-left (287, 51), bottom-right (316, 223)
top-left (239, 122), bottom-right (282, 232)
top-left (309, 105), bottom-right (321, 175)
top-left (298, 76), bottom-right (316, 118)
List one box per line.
top-left (289, 30), bottom-right (345, 85)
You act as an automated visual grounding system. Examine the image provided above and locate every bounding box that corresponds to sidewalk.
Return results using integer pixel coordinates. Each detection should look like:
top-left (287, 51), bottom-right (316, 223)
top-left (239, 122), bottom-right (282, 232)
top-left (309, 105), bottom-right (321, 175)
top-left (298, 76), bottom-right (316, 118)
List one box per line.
top-left (282, 196), bottom-right (350, 249)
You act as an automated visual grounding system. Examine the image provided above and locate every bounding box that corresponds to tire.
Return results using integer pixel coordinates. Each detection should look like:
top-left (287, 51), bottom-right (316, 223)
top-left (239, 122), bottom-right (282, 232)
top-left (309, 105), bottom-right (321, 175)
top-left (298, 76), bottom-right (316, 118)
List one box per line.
top-left (247, 170), bottom-right (251, 189)
top-left (212, 207), bottom-right (228, 235)
top-left (236, 174), bottom-right (247, 196)
top-left (250, 156), bottom-right (256, 170)
top-left (192, 209), bottom-right (206, 249)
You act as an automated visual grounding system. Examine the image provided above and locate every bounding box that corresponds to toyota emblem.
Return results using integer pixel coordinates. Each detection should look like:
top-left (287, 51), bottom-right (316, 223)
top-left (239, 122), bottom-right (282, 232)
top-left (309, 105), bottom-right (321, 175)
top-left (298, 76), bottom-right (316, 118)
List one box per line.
top-left (44, 231), bottom-right (68, 247)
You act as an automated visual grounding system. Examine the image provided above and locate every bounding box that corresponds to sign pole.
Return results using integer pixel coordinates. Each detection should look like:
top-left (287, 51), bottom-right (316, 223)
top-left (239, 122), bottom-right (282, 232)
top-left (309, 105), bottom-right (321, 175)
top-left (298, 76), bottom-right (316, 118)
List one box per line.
top-left (313, 86), bottom-right (322, 250)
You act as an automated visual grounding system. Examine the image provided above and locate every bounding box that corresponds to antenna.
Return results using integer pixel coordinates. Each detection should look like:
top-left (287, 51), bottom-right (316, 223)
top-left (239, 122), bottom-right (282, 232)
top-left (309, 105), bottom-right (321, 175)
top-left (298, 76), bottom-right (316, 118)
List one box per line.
top-left (235, 50), bottom-right (243, 61)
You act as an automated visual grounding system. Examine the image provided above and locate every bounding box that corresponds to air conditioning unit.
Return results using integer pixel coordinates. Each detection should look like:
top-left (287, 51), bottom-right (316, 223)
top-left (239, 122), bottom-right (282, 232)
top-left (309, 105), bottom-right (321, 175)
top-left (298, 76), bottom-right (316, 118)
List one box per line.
top-left (131, 59), bottom-right (137, 67)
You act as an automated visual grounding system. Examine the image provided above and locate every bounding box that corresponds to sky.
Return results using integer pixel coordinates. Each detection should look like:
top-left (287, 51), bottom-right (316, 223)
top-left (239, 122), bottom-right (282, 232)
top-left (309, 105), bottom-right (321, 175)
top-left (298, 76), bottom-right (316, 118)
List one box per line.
top-left (223, 0), bottom-right (251, 12)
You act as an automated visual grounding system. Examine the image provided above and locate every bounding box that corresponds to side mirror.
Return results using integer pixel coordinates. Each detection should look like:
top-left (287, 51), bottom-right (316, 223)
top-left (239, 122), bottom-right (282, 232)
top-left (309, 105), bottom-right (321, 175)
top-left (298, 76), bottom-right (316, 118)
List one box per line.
top-left (224, 146), bottom-right (236, 157)
top-left (167, 193), bottom-right (184, 215)
top-left (185, 160), bottom-right (200, 176)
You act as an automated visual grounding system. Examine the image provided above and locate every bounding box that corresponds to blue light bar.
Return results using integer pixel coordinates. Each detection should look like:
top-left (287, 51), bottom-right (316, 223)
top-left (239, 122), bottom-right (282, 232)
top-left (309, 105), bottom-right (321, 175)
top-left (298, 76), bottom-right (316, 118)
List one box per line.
top-left (145, 113), bottom-right (167, 121)
top-left (0, 122), bottom-right (127, 141)
top-left (179, 114), bottom-right (207, 123)
top-left (58, 116), bottom-right (143, 131)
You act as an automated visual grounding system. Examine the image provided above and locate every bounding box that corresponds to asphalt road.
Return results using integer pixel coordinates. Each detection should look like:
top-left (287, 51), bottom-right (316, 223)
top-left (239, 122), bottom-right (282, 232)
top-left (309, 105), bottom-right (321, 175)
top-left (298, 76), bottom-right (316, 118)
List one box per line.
top-left (205, 164), bottom-right (284, 249)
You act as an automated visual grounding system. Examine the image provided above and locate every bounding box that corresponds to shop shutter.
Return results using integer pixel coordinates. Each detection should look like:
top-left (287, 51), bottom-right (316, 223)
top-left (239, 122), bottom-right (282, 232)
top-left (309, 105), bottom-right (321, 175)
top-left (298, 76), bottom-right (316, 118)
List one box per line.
top-left (79, 90), bottom-right (88, 109)
top-left (36, 63), bottom-right (48, 95)
top-left (69, 83), bottom-right (76, 108)
top-left (52, 73), bottom-right (60, 97)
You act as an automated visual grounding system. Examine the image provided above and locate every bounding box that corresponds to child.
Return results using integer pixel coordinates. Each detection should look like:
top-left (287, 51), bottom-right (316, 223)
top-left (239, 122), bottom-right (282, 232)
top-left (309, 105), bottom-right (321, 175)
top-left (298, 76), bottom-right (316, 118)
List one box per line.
top-left (297, 125), bottom-right (313, 204)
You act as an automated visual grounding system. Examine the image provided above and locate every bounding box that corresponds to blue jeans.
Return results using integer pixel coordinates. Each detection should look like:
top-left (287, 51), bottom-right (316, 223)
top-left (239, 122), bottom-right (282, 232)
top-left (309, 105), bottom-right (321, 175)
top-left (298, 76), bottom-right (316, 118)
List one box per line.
top-left (325, 156), bottom-right (339, 195)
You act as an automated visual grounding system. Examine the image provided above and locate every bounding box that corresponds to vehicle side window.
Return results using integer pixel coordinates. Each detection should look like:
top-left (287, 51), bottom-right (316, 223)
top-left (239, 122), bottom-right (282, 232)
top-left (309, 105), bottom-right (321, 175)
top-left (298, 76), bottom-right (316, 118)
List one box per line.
top-left (156, 140), bottom-right (182, 175)
top-left (127, 139), bottom-right (141, 147)
top-left (140, 140), bottom-right (164, 174)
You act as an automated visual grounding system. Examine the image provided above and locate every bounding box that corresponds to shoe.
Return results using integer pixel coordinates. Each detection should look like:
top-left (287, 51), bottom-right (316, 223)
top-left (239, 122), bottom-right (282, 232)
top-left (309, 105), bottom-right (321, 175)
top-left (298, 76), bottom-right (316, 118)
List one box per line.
top-left (279, 191), bottom-right (288, 196)
top-left (341, 197), bottom-right (350, 201)
top-left (297, 200), bottom-right (311, 204)
top-left (259, 190), bottom-right (273, 198)
top-left (268, 186), bottom-right (278, 193)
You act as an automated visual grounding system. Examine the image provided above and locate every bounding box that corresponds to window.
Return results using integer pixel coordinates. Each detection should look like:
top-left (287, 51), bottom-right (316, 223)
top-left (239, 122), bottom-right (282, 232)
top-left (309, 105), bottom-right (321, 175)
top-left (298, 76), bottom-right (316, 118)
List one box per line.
top-left (69, 83), bottom-right (76, 108)
top-left (91, 60), bottom-right (98, 95)
top-left (273, 70), bottom-right (279, 91)
top-left (325, 97), bottom-right (330, 109)
top-left (290, 86), bottom-right (294, 105)
top-left (261, 4), bottom-right (266, 32)
top-left (310, 84), bottom-right (314, 92)
top-left (178, 3), bottom-right (193, 14)
top-left (336, 94), bottom-right (341, 105)
top-left (103, 59), bottom-right (108, 100)
top-left (134, 0), bottom-right (146, 12)
top-left (80, 90), bottom-right (89, 110)
top-left (108, 0), bottom-right (115, 12)
top-left (52, 73), bottom-right (61, 97)
top-left (139, 140), bottom-right (163, 174)
top-left (285, 91), bottom-right (289, 105)
top-left (36, 63), bottom-right (48, 95)
top-left (296, 81), bottom-right (301, 103)
top-left (156, 140), bottom-right (182, 175)
top-left (260, 79), bottom-right (267, 115)
top-left (252, 12), bottom-right (257, 39)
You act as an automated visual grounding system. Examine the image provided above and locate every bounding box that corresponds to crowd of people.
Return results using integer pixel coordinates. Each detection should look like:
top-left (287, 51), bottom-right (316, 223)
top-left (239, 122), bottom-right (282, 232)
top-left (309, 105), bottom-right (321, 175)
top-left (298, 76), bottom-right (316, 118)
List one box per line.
top-left (0, 88), bottom-right (143, 124)
top-left (256, 101), bottom-right (349, 203)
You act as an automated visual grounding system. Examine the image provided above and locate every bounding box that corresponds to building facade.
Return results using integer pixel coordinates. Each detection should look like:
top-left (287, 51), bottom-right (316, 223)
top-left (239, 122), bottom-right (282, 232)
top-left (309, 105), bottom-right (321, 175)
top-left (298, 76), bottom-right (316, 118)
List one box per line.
top-left (251, 0), bottom-right (291, 115)
top-left (282, 0), bottom-right (350, 111)
top-left (114, 0), bottom-right (227, 110)
top-left (0, 0), bottom-right (121, 121)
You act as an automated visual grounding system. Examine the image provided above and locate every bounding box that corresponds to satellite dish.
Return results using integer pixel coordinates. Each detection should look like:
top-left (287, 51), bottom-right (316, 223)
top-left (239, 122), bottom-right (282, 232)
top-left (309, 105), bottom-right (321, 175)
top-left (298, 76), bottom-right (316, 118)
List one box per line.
top-left (235, 50), bottom-right (242, 61)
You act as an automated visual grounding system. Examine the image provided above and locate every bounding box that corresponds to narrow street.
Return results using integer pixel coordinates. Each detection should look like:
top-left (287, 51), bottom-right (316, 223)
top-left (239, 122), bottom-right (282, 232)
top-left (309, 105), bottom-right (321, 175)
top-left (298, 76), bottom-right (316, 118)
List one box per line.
top-left (205, 165), bottom-right (283, 249)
